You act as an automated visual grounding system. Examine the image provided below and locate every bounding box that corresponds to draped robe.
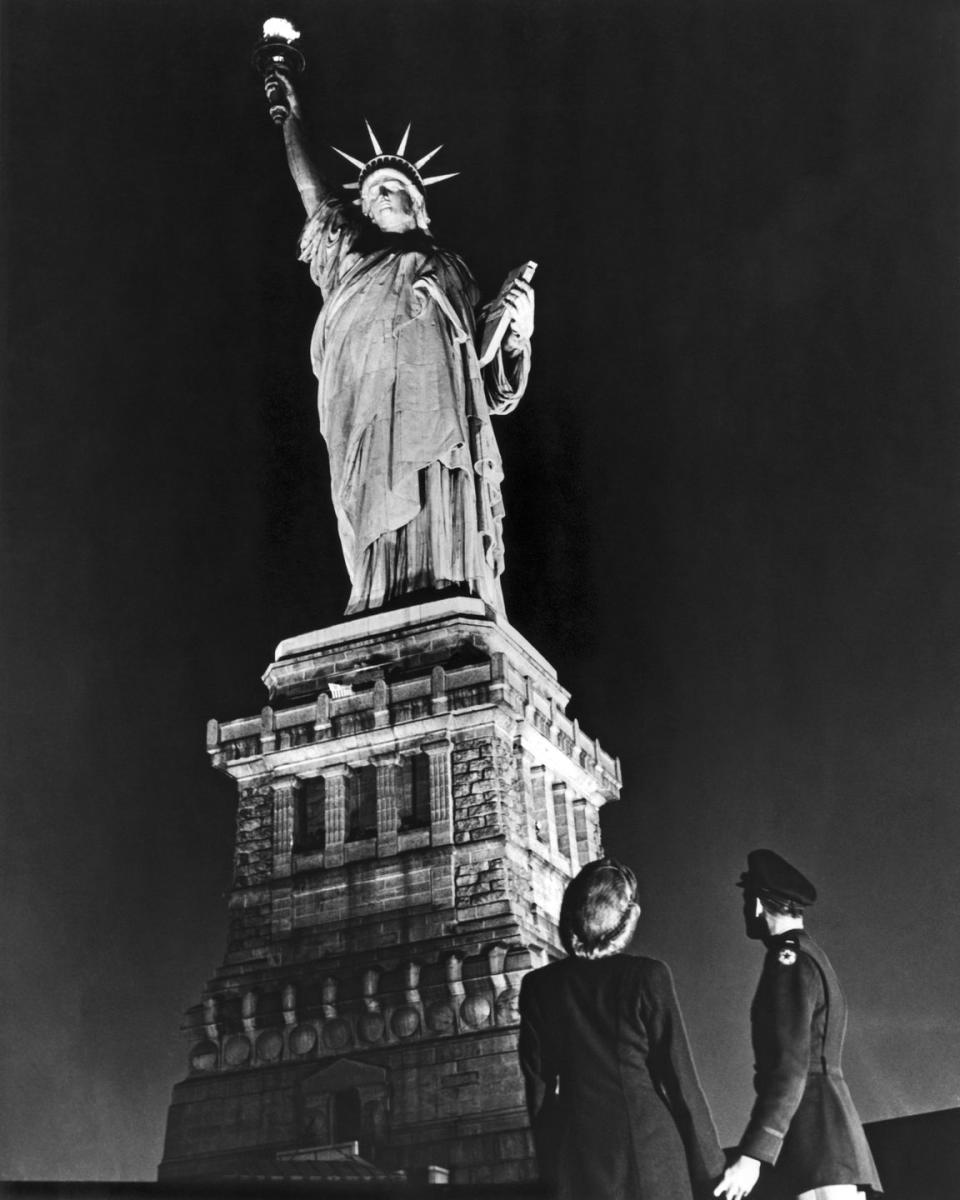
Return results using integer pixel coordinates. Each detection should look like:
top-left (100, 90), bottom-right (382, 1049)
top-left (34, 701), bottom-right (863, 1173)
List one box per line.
top-left (299, 198), bottom-right (530, 615)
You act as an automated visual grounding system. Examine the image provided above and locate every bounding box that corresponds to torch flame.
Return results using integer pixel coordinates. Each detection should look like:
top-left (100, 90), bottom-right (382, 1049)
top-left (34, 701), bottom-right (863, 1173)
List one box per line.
top-left (262, 18), bottom-right (300, 42)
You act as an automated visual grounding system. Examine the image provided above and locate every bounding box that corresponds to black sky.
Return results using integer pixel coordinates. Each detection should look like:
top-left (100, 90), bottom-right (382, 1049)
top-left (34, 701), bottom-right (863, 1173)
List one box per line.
top-left (2, 0), bottom-right (959, 1181)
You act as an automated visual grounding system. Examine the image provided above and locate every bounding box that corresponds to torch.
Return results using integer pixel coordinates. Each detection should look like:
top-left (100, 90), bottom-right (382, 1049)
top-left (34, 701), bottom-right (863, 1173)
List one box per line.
top-left (252, 18), bottom-right (305, 124)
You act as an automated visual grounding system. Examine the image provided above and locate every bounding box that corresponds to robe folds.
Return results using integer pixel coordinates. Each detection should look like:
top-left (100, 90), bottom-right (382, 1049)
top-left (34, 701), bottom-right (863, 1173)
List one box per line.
top-left (299, 199), bottom-right (529, 614)
top-left (519, 954), bottom-right (726, 1200)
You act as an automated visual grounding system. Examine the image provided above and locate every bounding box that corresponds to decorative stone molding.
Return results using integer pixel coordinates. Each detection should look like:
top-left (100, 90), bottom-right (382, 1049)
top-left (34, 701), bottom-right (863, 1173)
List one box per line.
top-left (430, 665), bottom-right (449, 714)
top-left (241, 990), bottom-right (258, 1034)
top-left (189, 1040), bottom-right (218, 1073)
top-left (445, 953), bottom-right (465, 1002)
top-left (362, 967), bottom-right (382, 1013)
top-left (282, 982), bottom-right (297, 1026)
top-left (322, 976), bottom-right (338, 1019)
top-left (314, 693), bottom-right (331, 737)
top-left (260, 706), bottom-right (276, 754)
top-left (202, 995), bottom-right (219, 1040)
top-left (489, 652), bottom-right (507, 703)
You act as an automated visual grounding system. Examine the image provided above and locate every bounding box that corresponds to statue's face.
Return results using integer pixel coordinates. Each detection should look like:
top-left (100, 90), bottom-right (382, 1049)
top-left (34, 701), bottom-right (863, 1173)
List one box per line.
top-left (361, 169), bottom-right (421, 233)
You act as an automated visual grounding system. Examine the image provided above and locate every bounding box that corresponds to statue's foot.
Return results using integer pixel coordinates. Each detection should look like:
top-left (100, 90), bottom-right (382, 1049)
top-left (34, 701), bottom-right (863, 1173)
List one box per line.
top-left (348, 583), bottom-right (477, 618)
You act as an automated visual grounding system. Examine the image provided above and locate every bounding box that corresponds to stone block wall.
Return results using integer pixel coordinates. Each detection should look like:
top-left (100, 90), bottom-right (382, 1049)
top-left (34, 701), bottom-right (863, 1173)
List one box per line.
top-left (163, 601), bottom-right (622, 1184)
top-left (452, 737), bottom-right (503, 843)
top-left (226, 887), bottom-right (273, 962)
top-left (233, 785), bottom-right (273, 886)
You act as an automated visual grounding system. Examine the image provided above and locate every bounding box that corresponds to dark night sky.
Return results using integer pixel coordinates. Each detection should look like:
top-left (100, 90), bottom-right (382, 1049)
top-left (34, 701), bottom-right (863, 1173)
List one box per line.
top-left (2, 0), bottom-right (959, 1181)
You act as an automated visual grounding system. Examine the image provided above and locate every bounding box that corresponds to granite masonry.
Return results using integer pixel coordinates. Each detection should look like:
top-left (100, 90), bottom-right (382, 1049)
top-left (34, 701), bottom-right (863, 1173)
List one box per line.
top-left (159, 598), bottom-right (621, 1184)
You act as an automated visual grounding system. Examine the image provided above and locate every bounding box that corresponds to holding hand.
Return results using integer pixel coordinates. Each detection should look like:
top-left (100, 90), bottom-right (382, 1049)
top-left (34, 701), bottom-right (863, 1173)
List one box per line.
top-left (264, 70), bottom-right (302, 123)
top-left (503, 280), bottom-right (535, 354)
top-left (713, 1155), bottom-right (760, 1200)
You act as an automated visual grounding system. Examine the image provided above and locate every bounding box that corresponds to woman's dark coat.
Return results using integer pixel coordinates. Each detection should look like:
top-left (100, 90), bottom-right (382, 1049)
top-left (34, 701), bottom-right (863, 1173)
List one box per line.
top-left (518, 953), bottom-right (725, 1200)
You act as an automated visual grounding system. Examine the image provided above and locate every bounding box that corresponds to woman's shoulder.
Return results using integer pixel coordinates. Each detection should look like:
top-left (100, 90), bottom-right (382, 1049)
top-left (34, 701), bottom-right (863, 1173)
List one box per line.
top-left (610, 953), bottom-right (677, 992)
top-left (529, 953), bottom-right (673, 981)
top-left (522, 956), bottom-right (567, 986)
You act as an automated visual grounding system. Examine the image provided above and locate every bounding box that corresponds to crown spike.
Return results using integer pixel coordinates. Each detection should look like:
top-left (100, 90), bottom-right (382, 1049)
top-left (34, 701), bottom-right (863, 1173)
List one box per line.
top-left (331, 145), bottom-right (366, 170)
top-left (365, 120), bottom-right (383, 156)
top-left (396, 124), bottom-right (412, 156)
top-left (422, 172), bottom-right (459, 187)
top-left (414, 144), bottom-right (443, 170)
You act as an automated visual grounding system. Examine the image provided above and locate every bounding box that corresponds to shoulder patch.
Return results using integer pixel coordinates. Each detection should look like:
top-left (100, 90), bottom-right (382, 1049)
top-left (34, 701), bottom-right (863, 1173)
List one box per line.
top-left (770, 933), bottom-right (800, 967)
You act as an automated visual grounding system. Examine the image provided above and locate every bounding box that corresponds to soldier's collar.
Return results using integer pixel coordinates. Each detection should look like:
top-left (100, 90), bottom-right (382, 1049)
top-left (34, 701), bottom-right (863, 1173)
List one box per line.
top-left (764, 929), bottom-right (801, 951)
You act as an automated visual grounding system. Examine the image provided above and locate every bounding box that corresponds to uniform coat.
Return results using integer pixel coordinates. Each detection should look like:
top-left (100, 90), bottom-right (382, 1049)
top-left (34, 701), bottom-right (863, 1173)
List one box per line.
top-left (519, 954), bottom-right (725, 1200)
top-left (741, 930), bottom-right (883, 1194)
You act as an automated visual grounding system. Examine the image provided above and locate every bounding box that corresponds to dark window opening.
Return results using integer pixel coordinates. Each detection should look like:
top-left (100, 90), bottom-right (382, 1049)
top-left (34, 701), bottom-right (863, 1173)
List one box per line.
top-left (296, 777), bottom-right (325, 851)
top-left (332, 1088), bottom-right (363, 1145)
top-left (346, 766), bottom-right (377, 841)
top-left (399, 753), bottom-right (431, 831)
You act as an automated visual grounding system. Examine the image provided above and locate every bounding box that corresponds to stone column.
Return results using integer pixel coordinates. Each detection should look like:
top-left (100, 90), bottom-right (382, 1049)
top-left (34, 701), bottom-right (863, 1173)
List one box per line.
top-left (271, 777), bottom-right (299, 937)
top-left (530, 763), bottom-right (556, 852)
top-left (551, 780), bottom-right (573, 864)
top-left (573, 797), bottom-right (595, 865)
top-left (424, 739), bottom-right (453, 846)
top-left (320, 765), bottom-right (349, 868)
top-left (517, 746), bottom-right (538, 848)
top-left (375, 753), bottom-right (400, 858)
top-left (271, 777), bottom-right (298, 878)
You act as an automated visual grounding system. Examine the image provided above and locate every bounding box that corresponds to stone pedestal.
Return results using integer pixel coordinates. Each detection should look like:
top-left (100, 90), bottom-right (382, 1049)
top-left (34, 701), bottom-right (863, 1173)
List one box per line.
top-left (160, 598), bottom-right (621, 1185)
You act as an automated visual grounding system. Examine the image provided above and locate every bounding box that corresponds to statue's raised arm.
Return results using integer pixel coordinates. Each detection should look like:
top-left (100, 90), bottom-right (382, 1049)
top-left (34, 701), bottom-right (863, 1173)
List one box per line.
top-left (265, 68), bottom-right (535, 617)
top-left (267, 72), bottom-right (330, 215)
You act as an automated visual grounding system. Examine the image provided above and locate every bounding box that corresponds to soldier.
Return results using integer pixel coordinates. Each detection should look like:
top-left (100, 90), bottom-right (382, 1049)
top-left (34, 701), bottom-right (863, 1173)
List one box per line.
top-left (714, 849), bottom-right (883, 1200)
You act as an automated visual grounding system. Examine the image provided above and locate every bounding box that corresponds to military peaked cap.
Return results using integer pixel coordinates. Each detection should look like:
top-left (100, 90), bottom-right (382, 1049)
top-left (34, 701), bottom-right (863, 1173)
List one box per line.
top-left (737, 848), bottom-right (817, 907)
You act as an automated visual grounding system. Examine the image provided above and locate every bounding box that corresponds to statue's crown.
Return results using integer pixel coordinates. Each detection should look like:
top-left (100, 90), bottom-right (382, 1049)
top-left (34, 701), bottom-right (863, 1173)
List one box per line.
top-left (332, 122), bottom-right (458, 195)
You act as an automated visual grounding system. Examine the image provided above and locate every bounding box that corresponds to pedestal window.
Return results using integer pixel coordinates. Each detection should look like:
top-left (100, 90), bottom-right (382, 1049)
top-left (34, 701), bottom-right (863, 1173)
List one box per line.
top-left (296, 776), bottom-right (326, 851)
top-left (399, 753), bottom-right (431, 831)
top-left (346, 765), bottom-right (377, 842)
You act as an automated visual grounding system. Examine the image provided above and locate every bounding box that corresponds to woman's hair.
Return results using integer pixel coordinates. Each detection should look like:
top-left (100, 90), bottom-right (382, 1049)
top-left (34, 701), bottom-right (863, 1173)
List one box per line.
top-left (559, 858), bottom-right (641, 959)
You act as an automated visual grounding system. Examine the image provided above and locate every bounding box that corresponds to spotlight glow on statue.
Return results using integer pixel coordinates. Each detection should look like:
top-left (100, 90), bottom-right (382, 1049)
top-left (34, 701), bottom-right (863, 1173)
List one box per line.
top-left (262, 17), bottom-right (300, 42)
top-left (252, 19), bottom-right (305, 124)
top-left (259, 52), bottom-right (536, 617)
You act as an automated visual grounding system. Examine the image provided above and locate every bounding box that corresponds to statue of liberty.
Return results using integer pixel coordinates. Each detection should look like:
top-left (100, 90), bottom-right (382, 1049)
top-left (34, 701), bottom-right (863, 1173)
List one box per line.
top-left (264, 66), bottom-right (535, 617)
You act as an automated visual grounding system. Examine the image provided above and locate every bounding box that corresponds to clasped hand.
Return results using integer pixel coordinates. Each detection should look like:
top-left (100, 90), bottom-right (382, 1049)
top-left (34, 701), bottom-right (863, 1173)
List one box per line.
top-left (264, 71), bottom-right (302, 121)
top-left (713, 1155), bottom-right (760, 1200)
top-left (502, 280), bottom-right (535, 354)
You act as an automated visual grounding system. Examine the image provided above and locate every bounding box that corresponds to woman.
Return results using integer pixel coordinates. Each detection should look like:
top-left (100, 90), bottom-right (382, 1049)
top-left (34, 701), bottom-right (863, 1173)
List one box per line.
top-left (519, 858), bottom-right (725, 1200)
